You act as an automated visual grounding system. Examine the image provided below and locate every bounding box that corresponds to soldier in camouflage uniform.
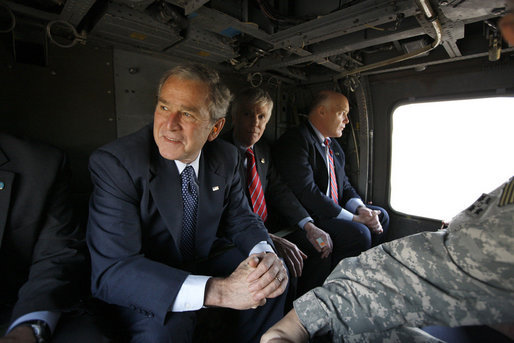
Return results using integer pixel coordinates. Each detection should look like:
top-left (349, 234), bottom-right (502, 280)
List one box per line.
top-left (261, 177), bottom-right (514, 343)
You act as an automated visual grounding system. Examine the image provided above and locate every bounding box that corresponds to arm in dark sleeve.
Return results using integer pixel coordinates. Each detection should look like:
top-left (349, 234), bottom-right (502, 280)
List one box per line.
top-left (87, 150), bottom-right (188, 324)
top-left (332, 142), bottom-right (361, 208)
top-left (215, 151), bottom-right (272, 254)
top-left (11, 152), bottom-right (88, 323)
top-left (265, 155), bottom-right (310, 228)
top-left (273, 130), bottom-right (341, 220)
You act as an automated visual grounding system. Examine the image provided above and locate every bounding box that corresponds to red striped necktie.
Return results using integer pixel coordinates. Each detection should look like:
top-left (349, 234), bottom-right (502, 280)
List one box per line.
top-left (246, 148), bottom-right (268, 221)
top-left (325, 138), bottom-right (339, 204)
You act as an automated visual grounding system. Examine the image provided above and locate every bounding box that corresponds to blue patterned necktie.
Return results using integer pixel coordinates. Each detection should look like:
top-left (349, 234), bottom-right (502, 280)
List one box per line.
top-left (180, 165), bottom-right (198, 261)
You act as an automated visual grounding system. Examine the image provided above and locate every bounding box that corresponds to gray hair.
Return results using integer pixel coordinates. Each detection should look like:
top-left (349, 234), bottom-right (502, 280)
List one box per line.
top-left (231, 87), bottom-right (274, 118)
top-left (157, 64), bottom-right (233, 122)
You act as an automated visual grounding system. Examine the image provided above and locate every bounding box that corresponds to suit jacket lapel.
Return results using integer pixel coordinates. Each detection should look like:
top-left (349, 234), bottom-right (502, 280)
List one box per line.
top-left (196, 150), bottom-right (226, 257)
top-left (223, 129), bottom-right (246, 182)
top-left (0, 148), bottom-right (14, 249)
top-left (149, 148), bottom-right (183, 252)
top-left (305, 122), bottom-right (329, 169)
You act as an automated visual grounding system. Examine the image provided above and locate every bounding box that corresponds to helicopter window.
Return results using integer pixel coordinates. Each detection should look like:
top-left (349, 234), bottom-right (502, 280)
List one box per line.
top-left (390, 96), bottom-right (514, 221)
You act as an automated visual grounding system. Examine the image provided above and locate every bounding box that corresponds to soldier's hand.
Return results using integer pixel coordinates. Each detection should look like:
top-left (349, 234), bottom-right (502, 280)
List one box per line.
top-left (304, 221), bottom-right (333, 259)
top-left (270, 234), bottom-right (307, 278)
top-left (354, 207), bottom-right (383, 234)
top-left (260, 309), bottom-right (309, 343)
top-left (204, 254), bottom-right (266, 310)
top-left (0, 326), bottom-right (37, 343)
top-left (247, 252), bottom-right (288, 302)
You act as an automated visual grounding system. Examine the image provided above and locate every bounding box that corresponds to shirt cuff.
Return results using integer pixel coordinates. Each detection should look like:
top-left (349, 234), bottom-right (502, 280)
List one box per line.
top-left (249, 241), bottom-right (274, 255)
top-left (7, 311), bottom-right (60, 335)
top-left (171, 242), bottom-right (273, 312)
top-left (345, 198), bottom-right (365, 214)
top-left (170, 275), bottom-right (211, 312)
top-left (298, 217), bottom-right (314, 230)
top-left (336, 208), bottom-right (354, 221)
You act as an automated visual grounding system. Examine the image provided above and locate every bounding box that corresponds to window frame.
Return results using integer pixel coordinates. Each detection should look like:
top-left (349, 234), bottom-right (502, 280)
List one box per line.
top-left (388, 94), bottom-right (514, 221)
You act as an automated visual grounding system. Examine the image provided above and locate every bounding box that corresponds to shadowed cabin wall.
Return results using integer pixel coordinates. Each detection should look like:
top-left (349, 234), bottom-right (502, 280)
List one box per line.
top-left (0, 43), bottom-right (249, 219)
top-left (1, 43), bottom-right (116, 207)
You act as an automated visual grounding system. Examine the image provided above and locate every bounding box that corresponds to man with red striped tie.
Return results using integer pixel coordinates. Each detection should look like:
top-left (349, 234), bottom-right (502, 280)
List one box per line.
top-left (222, 88), bottom-right (334, 300)
top-left (274, 90), bottom-right (389, 268)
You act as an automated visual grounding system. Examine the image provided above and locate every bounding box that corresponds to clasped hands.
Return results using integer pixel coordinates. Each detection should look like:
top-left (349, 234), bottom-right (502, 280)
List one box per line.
top-left (204, 252), bottom-right (288, 310)
top-left (354, 206), bottom-right (383, 234)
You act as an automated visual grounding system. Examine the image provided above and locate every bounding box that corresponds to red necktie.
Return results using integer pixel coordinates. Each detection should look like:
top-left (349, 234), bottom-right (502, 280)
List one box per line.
top-left (246, 148), bottom-right (268, 221)
top-left (325, 139), bottom-right (339, 204)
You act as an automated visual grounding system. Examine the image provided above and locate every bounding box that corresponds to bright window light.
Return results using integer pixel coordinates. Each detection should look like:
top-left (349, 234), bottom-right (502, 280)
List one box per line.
top-left (390, 97), bottom-right (514, 221)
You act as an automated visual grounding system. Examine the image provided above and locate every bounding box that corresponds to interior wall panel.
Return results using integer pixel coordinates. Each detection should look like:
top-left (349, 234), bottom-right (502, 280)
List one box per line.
top-left (0, 43), bottom-right (117, 197)
top-left (112, 49), bottom-right (249, 138)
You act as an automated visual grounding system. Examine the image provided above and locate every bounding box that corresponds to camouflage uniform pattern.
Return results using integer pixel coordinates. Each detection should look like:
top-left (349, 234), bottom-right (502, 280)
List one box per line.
top-left (294, 178), bottom-right (514, 342)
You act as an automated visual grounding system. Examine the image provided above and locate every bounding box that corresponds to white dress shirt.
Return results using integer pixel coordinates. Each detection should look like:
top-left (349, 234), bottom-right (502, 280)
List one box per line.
top-left (171, 153), bottom-right (273, 312)
top-left (308, 121), bottom-right (365, 221)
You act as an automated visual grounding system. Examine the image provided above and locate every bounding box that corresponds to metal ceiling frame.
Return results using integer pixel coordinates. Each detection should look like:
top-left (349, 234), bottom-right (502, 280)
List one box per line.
top-left (249, 16), bottom-right (428, 72)
top-left (267, 0), bottom-right (418, 51)
top-left (59, 0), bottom-right (97, 26)
top-left (166, 0), bottom-right (210, 16)
top-left (3, 0), bottom-right (508, 84)
top-left (191, 0), bottom-right (426, 77)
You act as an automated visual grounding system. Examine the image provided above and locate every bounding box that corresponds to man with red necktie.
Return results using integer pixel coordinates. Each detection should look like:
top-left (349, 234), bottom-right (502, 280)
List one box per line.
top-left (222, 87), bottom-right (333, 300)
top-left (274, 90), bottom-right (389, 268)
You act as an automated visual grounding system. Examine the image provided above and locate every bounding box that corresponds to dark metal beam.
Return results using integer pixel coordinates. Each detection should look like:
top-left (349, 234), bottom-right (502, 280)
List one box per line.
top-left (416, 11), bottom-right (464, 58)
top-left (3, 1), bottom-right (58, 21)
top-left (60, 0), bottom-right (97, 27)
top-left (250, 17), bottom-right (426, 71)
top-left (193, 6), bottom-right (273, 44)
top-left (269, 0), bottom-right (418, 51)
top-left (305, 47), bottom-right (514, 84)
top-left (167, 0), bottom-right (211, 16)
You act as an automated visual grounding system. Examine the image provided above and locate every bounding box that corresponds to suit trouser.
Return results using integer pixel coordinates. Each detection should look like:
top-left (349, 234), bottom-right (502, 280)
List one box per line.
top-left (283, 230), bottom-right (333, 298)
top-left (317, 205), bottom-right (390, 269)
top-left (115, 246), bottom-right (288, 343)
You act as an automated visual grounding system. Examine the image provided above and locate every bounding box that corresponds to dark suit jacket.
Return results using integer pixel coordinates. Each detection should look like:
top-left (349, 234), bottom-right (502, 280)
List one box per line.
top-left (0, 133), bottom-right (88, 324)
top-left (221, 130), bottom-right (309, 232)
top-left (87, 124), bottom-right (271, 324)
top-left (273, 121), bottom-right (361, 222)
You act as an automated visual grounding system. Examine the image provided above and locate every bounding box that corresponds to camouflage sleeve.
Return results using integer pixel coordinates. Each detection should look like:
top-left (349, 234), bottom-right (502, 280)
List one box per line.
top-left (294, 178), bottom-right (514, 342)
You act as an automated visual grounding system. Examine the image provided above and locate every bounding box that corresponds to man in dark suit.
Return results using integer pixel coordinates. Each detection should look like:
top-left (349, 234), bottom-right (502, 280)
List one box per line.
top-left (86, 64), bottom-right (288, 343)
top-left (221, 87), bottom-right (333, 298)
top-left (274, 90), bottom-right (389, 268)
top-left (0, 133), bottom-right (97, 342)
